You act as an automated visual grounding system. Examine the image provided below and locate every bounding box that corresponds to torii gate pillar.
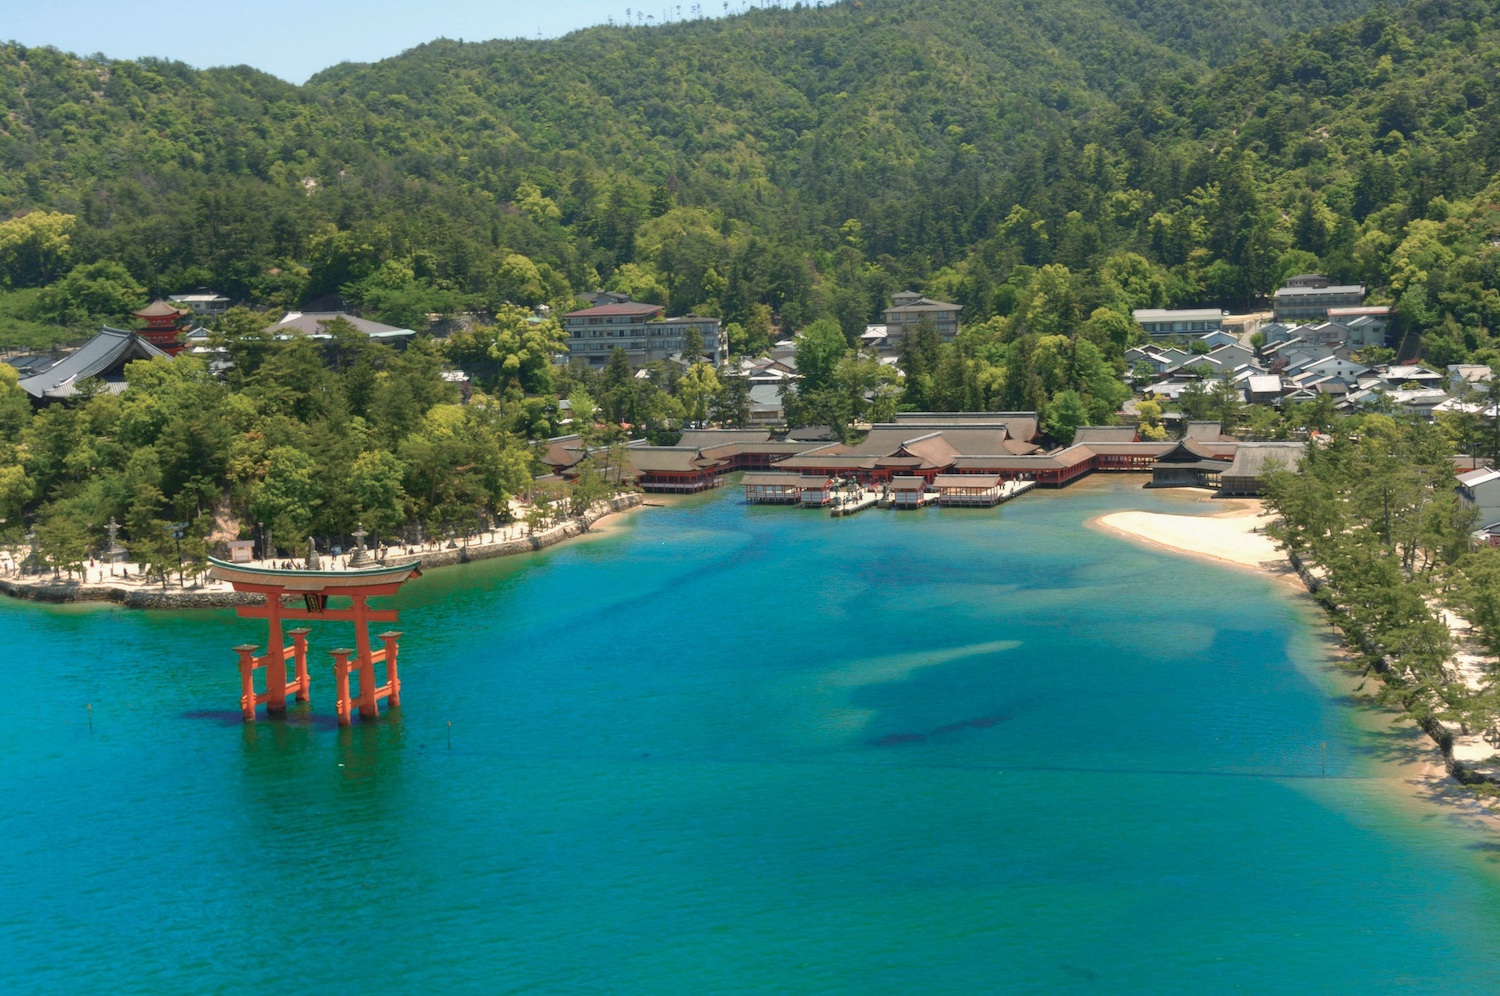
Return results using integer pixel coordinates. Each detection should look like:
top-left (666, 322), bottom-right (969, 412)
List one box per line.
top-left (207, 557), bottom-right (421, 723)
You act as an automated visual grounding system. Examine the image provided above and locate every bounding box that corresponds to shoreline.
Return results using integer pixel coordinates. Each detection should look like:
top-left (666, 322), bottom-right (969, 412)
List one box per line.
top-left (1087, 495), bottom-right (1500, 834)
top-left (1089, 496), bottom-right (1301, 586)
top-left (0, 493), bottom-right (645, 610)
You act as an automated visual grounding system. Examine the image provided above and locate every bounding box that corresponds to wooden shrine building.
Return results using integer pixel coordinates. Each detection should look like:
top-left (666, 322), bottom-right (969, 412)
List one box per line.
top-left (801, 475), bottom-right (837, 507)
top-left (1219, 442), bottom-right (1306, 496)
top-left (933, 474), bottom-right (1005, 507)
top-left (623, 447), bottom-right (726, 492)
top-left (888, 475), bottom-right (931, 508)
top-left (743, 472), bottom-right (812, 504)
top-left (1147, 440), bottom-right (1233, 489)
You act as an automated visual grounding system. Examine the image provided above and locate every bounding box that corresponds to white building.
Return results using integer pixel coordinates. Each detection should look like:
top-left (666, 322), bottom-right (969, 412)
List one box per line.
top-left (561, 302), bottom-right (724, 368)
top-left (1132, 308), bottom-right (1227, 337)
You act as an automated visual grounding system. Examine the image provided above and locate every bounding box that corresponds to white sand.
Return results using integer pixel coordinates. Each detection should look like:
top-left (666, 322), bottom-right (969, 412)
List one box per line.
top-left (1090, 499), bottom-right (1294, 580)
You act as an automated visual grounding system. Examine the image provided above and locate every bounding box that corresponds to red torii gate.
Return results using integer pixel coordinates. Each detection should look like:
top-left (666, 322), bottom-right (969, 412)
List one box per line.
top-left (207, 557), bottom-right (422, 725)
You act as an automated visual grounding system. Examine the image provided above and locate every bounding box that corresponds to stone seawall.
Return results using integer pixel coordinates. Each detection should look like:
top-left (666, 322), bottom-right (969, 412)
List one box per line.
top-left (0, 579), bottom-right (261, 609)
top-left (0, 493), bottom-right (644, 610)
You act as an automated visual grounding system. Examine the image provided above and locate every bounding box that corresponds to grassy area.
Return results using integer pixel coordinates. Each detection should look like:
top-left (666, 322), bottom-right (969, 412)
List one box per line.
top-left (0, 288), bottom-right (92, 354)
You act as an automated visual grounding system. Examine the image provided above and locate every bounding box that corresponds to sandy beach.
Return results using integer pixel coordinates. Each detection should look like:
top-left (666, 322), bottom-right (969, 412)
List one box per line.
top-left (1090, 497), bottom-right (1297, 583)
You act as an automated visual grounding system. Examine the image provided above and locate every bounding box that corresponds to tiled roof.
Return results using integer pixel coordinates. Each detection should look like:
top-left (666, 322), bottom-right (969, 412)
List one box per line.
top-left (741, 472), bottom-right (810, 487)
top-left (17, 328), bottom-right (168, 399)
top-left (1073, 426), bottom-right (1137, 443)
top-left (1154, 439), bottom-right (1232, 466)
top-left (563, 303), bottom-right (664, 318)
top-left (268, 312), bottom-right (413, 336)
top-left (676, 429), bottom-right (775, 448)
top-left (134, 299), bottom-right (187, 317)
top-left (885, 297), bottom-right (961, 311)
top-left (627, 447), bottom-right (722, 474)
top-left (1224, 443), bottom-right (1307, 479)
top-left (933, 474), bottom-right (1001, 488)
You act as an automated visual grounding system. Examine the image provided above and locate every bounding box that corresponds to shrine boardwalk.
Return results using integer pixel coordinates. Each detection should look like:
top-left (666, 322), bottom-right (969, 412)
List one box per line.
top-left (563, 415), bottom-right (1297, 504)
top-left (748, 474), bottom-right (1036, 512)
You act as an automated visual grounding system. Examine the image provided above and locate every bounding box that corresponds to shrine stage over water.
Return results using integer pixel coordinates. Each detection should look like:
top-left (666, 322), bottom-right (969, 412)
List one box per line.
top-left (5, 479), bottom-right (1500, 992)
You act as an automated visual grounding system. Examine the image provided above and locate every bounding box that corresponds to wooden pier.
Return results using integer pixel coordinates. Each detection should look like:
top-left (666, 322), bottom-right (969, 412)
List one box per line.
top-left (830, 490), bottom-right (880, 517)
top-left (749, 474), bottom-right (1036, 517)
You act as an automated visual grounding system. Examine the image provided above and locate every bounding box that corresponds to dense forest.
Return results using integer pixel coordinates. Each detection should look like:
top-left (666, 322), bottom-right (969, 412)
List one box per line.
top-left (6, 0), bottom-right (1500, 568)
top-left (8, 0), bottom-right (1500, 355)
top-left (6, 0), bottom-right (1484, 336)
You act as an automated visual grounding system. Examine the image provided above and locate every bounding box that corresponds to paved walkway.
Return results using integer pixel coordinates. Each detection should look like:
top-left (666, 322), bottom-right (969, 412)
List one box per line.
top-left (1427, 600), bottom-right (1500, 779)
top-left (0, 520), bottom-right (547, 596)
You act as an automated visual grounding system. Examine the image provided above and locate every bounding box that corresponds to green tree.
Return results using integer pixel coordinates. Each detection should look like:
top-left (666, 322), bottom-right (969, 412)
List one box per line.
top-left (34, 261), bottom-right (146, 326)
top-left (794, 317), bottom-right (848, 395)
top-left (0, 211), bottom-right (75, 288)
top-left (1044, 390), bottom-right (1090, 444)
top-left (1210, 380), bottom-right (1244, 434)
top-left (677, 362), bottom-right (721, 428)
top-left (348, 449), bottom-right (410, 541)
top-left (35, 498), bottom-right (91, 578)
top-left (1179, 380), bottom-right (1215, 422)
top-left (249, 446), bottom-right (320, 557)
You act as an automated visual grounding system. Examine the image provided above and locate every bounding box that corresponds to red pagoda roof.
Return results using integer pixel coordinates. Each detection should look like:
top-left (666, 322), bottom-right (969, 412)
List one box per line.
top-left (134, 299), bottom-right (189, 318)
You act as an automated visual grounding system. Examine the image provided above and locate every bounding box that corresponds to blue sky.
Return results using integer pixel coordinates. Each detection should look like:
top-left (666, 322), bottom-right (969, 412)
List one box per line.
top-left (7, 0), bottom-right (729, 84)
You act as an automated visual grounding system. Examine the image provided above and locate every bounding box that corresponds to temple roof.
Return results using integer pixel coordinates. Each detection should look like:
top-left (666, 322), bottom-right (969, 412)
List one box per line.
top-left (134, 299), bottom-right (188, 318)
top-left (17, 328), bottom-right (168, 400)
top-left (1153, 439), bottom-right (1231, 466)
top-left (676, 429), bottom-right (776, 448)
top-left (740, 472), bottom-right (811, 487)
top-left (1223, 442), bottom-right (1307, 479)
top-left (626, 447), bottom-right (722, 475)
top-left (1073, 426), bottom-right (1138, 443)
top-left (267, 312), bottom-right (414, 338)
top-left (933, 474), bottom-right (1001, 488)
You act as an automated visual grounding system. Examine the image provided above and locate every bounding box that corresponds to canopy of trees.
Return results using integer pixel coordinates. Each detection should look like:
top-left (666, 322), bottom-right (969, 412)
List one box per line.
top-left (6, 0), bottom-right (1490, 362)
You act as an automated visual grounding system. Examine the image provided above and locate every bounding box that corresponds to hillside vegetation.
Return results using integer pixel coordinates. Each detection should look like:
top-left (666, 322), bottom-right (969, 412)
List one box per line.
top-left (3, 0), bottom-right (1445, 344)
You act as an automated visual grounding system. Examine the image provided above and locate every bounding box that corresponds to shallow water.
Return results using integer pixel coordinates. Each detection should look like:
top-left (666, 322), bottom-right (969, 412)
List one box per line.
top-left (3, 477), bottom-right (1499, 993)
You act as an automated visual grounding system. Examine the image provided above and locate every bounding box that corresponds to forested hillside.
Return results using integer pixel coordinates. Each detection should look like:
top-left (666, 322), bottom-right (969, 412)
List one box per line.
top-left (14, 0), bottom-right (1500, 574)
top-left (1, 0), bottom-right (1435, 344)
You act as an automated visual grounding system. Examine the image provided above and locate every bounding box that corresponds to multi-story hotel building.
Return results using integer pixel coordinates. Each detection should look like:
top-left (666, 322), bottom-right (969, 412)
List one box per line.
top-left (1273, 275), bottom-right (1366, 322)
top-left (882, 291), bottom-right (962, 346)
top-left (1131, 308), bottom-right (1228, 337)
top-left (562, 301), bottom-right (725, 367)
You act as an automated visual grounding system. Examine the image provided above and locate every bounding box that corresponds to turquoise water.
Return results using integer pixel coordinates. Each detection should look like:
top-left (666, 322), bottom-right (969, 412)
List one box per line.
top-left (4, 477), bottom-right (1500, 993)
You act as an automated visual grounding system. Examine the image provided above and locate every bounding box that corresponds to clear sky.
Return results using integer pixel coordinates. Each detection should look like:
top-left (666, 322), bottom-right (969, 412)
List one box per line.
top-left (5, 0), bottom-right (719, 85)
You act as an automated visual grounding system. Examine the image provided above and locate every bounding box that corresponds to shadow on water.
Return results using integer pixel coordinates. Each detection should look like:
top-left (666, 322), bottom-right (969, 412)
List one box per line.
top-left (1351, 724), bottom-right (1446, 767)
top-left (869, 712), bottom-right (1013, 746)
top-left (183, 707), bottom-right (343, 730)
top-left (182, 708), bottom-right (258, 727)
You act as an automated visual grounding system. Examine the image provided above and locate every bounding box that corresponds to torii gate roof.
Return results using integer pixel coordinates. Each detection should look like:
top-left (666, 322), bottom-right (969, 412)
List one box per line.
top-left (207, 556), bottom-right (422, 592)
